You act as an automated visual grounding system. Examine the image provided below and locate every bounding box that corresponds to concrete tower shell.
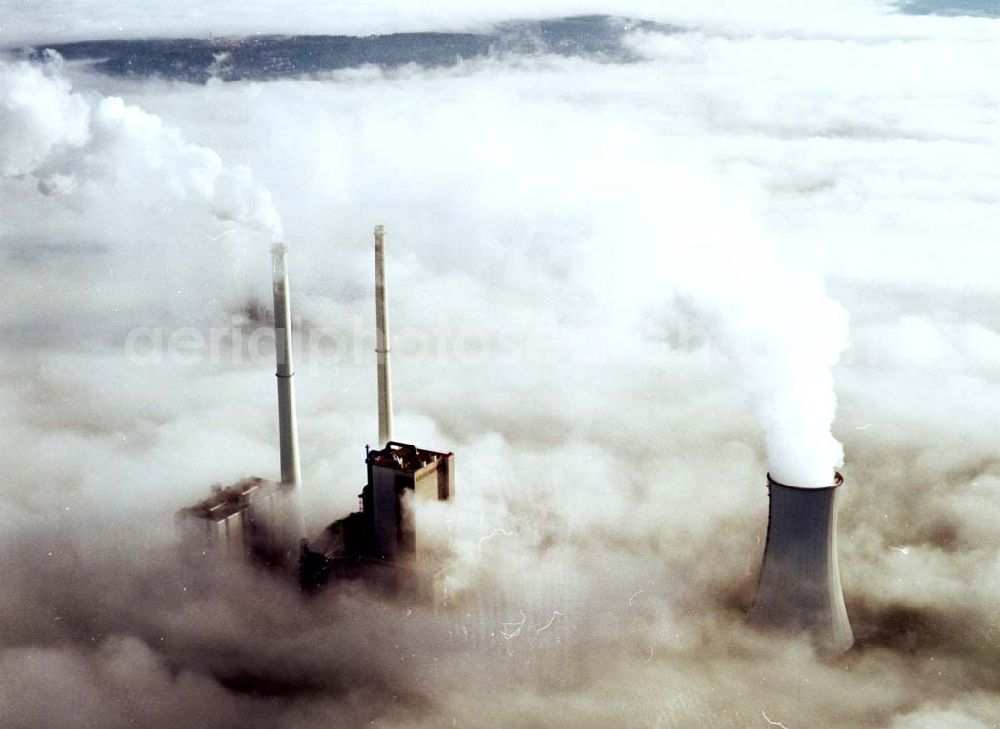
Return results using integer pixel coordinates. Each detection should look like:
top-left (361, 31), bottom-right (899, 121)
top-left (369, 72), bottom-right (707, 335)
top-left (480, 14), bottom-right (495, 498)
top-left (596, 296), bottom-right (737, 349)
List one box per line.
top-left (748, 472), bottom-right (854, 655)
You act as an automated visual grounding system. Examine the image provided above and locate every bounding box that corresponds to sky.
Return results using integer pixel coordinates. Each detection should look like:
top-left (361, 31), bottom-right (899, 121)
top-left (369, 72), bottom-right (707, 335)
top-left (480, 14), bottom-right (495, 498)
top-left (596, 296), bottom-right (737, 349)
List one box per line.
top-left (0, 1), bottom-right (999, 727)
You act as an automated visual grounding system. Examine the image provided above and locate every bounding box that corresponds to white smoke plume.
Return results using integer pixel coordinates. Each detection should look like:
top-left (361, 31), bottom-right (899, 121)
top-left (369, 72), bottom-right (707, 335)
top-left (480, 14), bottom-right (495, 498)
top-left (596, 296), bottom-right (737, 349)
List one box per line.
top-left (602, 168), bottom-right (848, 486)
top-left (0, 52), bottom-right (282, 240)
top-left (1, 2), bottom-right (999, 728)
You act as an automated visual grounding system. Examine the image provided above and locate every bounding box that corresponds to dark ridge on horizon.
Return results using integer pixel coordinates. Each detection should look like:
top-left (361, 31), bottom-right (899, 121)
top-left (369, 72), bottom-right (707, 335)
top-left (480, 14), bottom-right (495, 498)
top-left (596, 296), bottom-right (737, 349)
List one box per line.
top-left (900, 0), bottom-right (1000, 16)
top-left (18, 16), bottom-right (678, 84)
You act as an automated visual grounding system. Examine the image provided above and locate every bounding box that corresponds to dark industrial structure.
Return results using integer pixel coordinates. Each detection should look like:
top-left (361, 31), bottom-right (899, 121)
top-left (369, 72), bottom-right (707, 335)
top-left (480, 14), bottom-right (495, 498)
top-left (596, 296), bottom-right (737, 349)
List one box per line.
top-left (299, 442), bottom-right (454, 596)
top-left (179, 226), bottom-right (454, 599)
top-left (178, 224), bottom-right (857, 652)
top-left (748, 473), bottom-right (854, 655)
top-left (178, 477), bottom-right (272, 559)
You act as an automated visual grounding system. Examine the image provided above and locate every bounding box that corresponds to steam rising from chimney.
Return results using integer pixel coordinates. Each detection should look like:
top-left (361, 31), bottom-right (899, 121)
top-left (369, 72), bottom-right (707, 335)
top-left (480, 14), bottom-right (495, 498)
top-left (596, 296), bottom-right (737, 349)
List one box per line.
top-left (0, 53), bottom-right (282, 240)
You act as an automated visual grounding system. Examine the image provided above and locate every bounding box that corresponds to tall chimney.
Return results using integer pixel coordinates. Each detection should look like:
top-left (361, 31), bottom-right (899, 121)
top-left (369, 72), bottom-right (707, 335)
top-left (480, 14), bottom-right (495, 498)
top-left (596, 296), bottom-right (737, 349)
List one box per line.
top-left (271, 243), bottom-right (305, 539)
top-left (748, 472), bottom-right (854, 655)
top-left (374, 225), bottom-right (394, 447)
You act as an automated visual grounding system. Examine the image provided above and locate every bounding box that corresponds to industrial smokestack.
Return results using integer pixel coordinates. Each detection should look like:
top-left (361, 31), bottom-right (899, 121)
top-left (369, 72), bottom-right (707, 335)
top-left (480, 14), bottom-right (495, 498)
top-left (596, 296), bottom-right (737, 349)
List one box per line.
top-left (271, 243), bottom-right (305, 540)
top-left (748, 472), bottom-right (854, 655)
top-left (374, 225), bottom-right (394, 447)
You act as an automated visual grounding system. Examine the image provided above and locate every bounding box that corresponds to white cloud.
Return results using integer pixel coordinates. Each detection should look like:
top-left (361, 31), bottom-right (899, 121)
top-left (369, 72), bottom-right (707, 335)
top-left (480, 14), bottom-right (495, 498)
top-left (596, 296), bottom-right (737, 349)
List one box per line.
top-left (1, 2), bottom-right (999, 726)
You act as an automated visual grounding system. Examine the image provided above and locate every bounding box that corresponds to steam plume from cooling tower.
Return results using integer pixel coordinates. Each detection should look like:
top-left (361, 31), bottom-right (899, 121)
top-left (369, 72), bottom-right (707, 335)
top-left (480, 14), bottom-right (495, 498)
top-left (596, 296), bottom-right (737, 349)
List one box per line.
top-left (0, 52), bottom-right (282, 240)
top-left (724, 270), bottom-right (848, 488)
top-left (613, 168), bottom-right (848, 487)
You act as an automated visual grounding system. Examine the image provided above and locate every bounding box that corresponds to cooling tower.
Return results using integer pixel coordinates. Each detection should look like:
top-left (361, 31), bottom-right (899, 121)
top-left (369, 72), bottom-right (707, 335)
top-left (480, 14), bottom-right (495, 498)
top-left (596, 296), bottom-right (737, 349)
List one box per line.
top-left (748, 472), bottom-right (854, 655)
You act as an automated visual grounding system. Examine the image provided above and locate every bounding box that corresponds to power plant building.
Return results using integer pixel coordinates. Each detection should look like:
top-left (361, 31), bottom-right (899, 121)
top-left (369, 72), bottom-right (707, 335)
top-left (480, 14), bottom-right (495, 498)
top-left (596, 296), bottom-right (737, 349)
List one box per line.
top-left (299, 443), bottom-right (453, 595)
top-left (177, 477), bottom-right (280, 561)
top-left (367, 442), bottom-right (454, 560)
top-left (177, 222), bottom-right (857, 655)
top-left (178, 226), bottom-right (454, 601)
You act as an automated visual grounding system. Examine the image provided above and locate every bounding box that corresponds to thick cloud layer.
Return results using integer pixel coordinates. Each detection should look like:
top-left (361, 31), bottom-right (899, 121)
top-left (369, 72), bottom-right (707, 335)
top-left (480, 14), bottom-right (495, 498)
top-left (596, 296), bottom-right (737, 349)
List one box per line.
top-left (1, 2), bottom-right (999, 728)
